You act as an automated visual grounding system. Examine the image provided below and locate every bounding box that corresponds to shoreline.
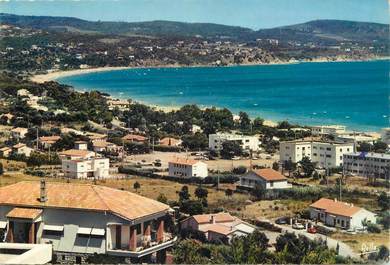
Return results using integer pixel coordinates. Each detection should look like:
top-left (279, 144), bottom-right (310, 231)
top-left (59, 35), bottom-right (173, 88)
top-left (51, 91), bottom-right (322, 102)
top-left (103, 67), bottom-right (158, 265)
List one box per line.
top-left (29, 56), bottom-right (389, 84)
top-left (29, 57), bottom-right (388, 132)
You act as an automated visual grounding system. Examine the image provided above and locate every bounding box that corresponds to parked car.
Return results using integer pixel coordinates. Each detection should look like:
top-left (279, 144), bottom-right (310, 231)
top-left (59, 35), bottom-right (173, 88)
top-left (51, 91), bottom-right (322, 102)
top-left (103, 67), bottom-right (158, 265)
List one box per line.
top-left (275, 217), bottom-right (288, 225)
top-left (307, 227), bottom-right (317, 234)
top-left (292, 223), bottom-right (305, 230)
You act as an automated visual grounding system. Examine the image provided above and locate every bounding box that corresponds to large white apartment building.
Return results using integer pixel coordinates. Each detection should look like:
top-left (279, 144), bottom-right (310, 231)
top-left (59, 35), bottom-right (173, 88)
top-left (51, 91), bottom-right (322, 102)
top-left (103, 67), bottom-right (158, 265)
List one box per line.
top-left (381, 128), bottom-right (390, 145)
top-left (343, 152), bottom-right (390, 178)
top-left (209, 133), bottom-right (260, 152)
top-left (280, 140), bottom-right (354, 168)
top-left (311, 125), bottom-right (346, 136)
top-left (59, 149), bottom-right (110, 179)
top-left (168, 158), bottom-right (208, 178)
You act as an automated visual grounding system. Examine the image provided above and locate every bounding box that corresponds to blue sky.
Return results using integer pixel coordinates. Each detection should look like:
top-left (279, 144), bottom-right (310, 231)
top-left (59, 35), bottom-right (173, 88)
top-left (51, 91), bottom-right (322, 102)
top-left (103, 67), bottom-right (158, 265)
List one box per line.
top-left (0, 0), bottom-right (388, 29)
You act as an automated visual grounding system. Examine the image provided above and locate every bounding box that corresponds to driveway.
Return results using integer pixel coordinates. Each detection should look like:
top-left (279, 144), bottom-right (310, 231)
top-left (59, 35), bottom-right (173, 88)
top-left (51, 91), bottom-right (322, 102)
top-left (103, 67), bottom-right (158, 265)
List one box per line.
top-left (276, 224), bottom-right (360, 260)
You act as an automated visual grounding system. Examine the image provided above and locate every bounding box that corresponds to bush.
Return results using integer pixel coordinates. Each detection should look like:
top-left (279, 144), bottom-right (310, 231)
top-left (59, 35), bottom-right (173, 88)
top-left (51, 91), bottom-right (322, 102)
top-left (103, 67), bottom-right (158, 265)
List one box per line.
top-left (232, 166), bottom-right (247, 174)
top-left (367, 223), bottom-right (381, 233)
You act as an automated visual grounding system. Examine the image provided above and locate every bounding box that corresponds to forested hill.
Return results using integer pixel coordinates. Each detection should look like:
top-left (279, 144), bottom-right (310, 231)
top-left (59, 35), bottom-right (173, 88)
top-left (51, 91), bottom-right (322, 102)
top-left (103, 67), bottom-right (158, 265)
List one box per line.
top-left (0, 13), bottom-right (388, 44)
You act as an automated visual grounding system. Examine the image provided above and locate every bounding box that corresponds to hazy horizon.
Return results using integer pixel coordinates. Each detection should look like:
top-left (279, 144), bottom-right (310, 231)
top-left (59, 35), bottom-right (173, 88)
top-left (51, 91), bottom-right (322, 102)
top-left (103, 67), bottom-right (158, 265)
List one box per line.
top-left (0, 0), bottom-right (388, 30)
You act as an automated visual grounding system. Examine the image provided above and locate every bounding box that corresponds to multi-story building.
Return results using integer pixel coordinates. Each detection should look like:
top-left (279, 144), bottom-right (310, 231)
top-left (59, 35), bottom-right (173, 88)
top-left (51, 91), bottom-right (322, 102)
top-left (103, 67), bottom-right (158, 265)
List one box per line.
top-left (343, 152), bottom-right (390, 178)
top-left (168, 158), bottom-right (208, 178)
top-left (381, 128), bottom-right (390, 145)
top-left (311, 125), bottom-right (346, 136)
top-left (280, 140), bottom-right (354, 168)
top-left (62, 157), bottom-right (110, 179)
top-left (208, 133), bottom-right (260, 152)
top-left (0, 181), bottom-right (175, 263)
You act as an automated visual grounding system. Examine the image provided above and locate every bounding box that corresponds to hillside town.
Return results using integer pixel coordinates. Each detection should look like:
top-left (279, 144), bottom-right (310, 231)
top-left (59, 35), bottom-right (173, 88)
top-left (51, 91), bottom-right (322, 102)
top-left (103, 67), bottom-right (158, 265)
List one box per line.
top-left (0, 6), bottom-right (389, 265)
top-left (0, 71), bottom-right (388, 264)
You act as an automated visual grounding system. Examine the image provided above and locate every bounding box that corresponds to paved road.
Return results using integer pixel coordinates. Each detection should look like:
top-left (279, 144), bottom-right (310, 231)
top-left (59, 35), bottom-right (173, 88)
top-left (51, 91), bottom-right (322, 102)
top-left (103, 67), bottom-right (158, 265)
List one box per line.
top-left (276, 224), bottom-right (360, 260)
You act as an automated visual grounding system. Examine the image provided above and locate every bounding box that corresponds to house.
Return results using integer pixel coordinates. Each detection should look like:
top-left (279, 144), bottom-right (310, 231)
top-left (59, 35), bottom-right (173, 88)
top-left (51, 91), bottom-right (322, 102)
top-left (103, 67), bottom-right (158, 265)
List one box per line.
top-left (0, 146), bottom-right (12, 158)
top-left (311, 125), bottom-right (346, 136)
top-left (0, 113), bottom-right (14, 124)
top-left (279, 140), bottom-right (354, 168)
top-left (84, 132), bottom-right (107, 142)
top-left (58, 149), bottom-right (95, 160)
top-left (0, 181), bottom-right (176, 263)
top-left (180, 212), bottom-right (255, 242)
top-left (159, 137), bottom-right (182, 147)
top-left (61, 157), bottom-right (110, 179)
top-left (11, 127), bottom-right (28, 140)
top-left (168, 158), bottom-right (208, 178)
top-left (12, 143), bottom-right (33, 157)
top-left (240, 168), bottom-right (291, 190)
top-left (38, 136), bottom-right (61, 150)
top-left (343, 152), bottom-right (390, 178)
top-left (209, 133), bottom-right (260, 152)
top-left (122, 134), bottom-right (148, 143)
top-left (92, 141), bottom-right (123, 155)
top-left (74, 141), bottom-right (88, 150)
top-left (107, 99), bottom-right (131, 111)
top-left (309, 198), bottom-right (376, 230)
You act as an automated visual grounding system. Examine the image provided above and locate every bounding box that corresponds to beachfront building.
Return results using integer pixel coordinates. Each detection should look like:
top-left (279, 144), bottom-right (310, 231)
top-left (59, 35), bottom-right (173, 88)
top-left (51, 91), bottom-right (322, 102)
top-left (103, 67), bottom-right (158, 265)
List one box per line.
top-left (343, 152), bottom-right (390, 178)
top-left (381, 128), bottom-right (390, 145)
top-left (168, 158), bottom-right (208, 179)
top-left (208, 133), bottom-right (260, 152)
top-left (107, 99), bottom-right (132, 111)
top-left (309, 198), bottom-right (376, 230)
top-left (279, 140), bottom-right (354, 168)
top-left (311, 125), bottom-right (346, 136)
top-left (0, 181), bottom-right (176, 263)
top-left (180, 212), bottom-right (256, 243)
top-left (335, 132), bottom-right (376, 145)
top-left (240, 168), bottom-right (291, 190)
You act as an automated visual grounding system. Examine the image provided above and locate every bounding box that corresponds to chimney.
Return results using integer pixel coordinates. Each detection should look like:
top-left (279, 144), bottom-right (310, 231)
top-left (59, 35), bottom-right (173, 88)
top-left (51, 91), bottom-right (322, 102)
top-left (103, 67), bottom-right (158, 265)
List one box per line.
top-left (39, 178), bottom-right (48, 203)
top-left (210, 215), bottom-right (215, 224)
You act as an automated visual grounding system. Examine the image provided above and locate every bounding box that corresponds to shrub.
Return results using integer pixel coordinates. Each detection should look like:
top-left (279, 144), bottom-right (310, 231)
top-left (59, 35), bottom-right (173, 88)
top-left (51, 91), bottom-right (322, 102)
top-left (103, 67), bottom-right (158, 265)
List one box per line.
top-left (367, 223), bottom-right (381, 233)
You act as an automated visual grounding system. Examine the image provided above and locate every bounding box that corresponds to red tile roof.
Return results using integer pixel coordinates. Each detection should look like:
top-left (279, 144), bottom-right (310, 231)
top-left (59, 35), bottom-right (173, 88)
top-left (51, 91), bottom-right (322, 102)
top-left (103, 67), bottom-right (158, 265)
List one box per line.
top-left (58, 149), bottom-right (94, 158)
top-left (252, 168), bottom-right (287, 181)
top-left (39, 135), bottom-right (61, 143)
top-left (0, 181), bottom-right (170, 221)
top-left (7, 207), bottom-right (43, 219)
top-left (122, 134), bottom-right (147, 142)
top-left (170, 157), bottom-right (199, 166)
top-left (191, 212), bottom-right (236, 224)
top-left (310, 198), bottom-right (362, 217)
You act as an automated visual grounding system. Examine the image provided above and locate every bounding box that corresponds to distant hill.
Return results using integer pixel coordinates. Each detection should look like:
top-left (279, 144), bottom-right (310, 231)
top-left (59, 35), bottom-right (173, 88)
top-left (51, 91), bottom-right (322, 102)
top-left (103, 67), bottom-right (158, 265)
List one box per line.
top-left (254, 19), bottom-right (389, 44)
top-left (0, 13), bottom-right (388, 43)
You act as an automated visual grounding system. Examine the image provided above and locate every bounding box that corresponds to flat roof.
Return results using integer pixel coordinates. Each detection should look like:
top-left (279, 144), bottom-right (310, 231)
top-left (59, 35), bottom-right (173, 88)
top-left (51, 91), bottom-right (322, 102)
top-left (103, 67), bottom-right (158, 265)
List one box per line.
top-left (344, 152), bottom-right (390, 160)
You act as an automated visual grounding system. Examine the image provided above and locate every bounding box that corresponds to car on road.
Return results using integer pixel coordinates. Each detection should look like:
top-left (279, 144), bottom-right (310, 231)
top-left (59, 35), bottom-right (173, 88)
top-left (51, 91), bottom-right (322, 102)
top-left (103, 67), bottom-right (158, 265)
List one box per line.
top-left (307, 227), bottom-right (317, 234)
top-left (292, 222), bottom-right (305, 230)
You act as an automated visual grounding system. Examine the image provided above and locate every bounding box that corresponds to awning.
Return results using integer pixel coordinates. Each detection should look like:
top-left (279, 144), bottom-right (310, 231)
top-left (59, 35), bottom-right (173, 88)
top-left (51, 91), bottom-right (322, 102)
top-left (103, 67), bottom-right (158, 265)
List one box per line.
top-left (77, 227), bottom-right (92, 235)
top-left (43, 224), bottom-right (64, 232)
top-left (6, 207), bottom-right (42, 220)
top-left (91, 228), bottom-right (105, 236)
top-left (0, 221), bottom-right (7, 229)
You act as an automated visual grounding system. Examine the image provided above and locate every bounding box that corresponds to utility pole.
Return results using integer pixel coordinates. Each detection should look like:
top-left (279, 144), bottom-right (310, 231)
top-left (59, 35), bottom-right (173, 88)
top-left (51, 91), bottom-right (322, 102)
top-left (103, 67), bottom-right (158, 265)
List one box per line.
top-left (36, 127), bottom-right (39, 150)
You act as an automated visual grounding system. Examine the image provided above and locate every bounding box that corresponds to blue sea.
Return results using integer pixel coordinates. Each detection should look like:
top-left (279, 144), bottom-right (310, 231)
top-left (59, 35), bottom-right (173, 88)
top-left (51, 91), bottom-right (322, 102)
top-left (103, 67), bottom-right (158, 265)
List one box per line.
top-left (57, 60), bottom-right (389, 132)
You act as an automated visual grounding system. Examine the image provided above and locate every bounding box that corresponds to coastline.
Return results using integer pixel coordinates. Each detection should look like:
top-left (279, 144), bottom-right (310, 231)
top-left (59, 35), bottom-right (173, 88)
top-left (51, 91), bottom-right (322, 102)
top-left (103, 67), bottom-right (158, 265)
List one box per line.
top-left (29, 57), bottom-right (388, 131)
top-left (29, 56), bottom-right (389, 84)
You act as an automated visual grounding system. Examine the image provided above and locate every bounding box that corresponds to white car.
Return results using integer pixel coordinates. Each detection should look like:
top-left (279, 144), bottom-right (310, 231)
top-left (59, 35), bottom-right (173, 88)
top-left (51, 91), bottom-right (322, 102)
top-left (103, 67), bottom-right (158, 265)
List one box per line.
top-left (292, 223), bottom-right (305, 230)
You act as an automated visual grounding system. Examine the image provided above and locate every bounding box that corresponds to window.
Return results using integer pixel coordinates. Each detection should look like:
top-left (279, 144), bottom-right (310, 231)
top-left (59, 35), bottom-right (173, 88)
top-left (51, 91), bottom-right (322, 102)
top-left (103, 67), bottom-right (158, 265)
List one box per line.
top-left (270, 182), bottom-right (274, 187)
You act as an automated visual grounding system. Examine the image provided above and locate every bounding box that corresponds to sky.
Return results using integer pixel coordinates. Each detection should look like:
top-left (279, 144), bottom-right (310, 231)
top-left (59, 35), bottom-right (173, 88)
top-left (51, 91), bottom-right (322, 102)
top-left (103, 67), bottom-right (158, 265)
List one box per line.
top-left (0, 0), bottom-right (388, 29)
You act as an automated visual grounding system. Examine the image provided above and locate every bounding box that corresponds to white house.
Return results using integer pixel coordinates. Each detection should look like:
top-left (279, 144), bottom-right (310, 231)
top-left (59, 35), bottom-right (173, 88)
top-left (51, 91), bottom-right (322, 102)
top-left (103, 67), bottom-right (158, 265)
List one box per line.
top-left (61, 157), bottom-right (110, 179)
top-left (168, 158), bottom-right (208, 178)
top-left (209, 133), bottom-right (260, 152)
top-left (343, 152), bottom-right (390, 178)
top-left (58, 149), bottom-right (95, 160)
top-left (12, 143), bottom-right (33, 157)
top-left (335, 132), bottom-right (376, 145)
top-left (74, 141), bottom-right (88, 150)
top-left (280, 140), bottom-right (354, 168)
top-left (11, 127), bottom-right (28, 140)
top-left (311, 125), bottom-right (346, 136)
top-left (180, 212), bottom-right (256, 243)
top-left (240, 168), bottom-right (291, 190)
top-left (309, 198), bottom-right (376, 230)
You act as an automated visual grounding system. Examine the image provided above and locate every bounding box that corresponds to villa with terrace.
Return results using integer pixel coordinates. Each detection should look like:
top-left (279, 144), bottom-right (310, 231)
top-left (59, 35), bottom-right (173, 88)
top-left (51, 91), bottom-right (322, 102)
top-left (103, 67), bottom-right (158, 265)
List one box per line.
top-left (0, 180), bottom-right (176, 263)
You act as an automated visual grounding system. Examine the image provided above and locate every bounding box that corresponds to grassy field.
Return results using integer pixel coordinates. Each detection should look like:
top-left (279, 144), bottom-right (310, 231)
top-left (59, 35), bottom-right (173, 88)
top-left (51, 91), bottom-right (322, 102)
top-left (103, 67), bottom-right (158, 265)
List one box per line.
top-left (331, 231), bottom-right (390, 253)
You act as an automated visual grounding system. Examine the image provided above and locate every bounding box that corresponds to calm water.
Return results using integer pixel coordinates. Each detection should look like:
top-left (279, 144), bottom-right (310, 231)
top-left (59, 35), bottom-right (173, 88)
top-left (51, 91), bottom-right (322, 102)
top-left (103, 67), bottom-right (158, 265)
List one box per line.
top-left (57, 60), bottom-right (389, 132)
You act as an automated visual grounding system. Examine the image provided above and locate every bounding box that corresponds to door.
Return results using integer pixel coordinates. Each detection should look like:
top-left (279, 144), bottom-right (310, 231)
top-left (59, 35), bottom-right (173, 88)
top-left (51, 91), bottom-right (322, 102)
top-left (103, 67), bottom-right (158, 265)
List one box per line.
top-left (115, 225), bottom-right (121, 249)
